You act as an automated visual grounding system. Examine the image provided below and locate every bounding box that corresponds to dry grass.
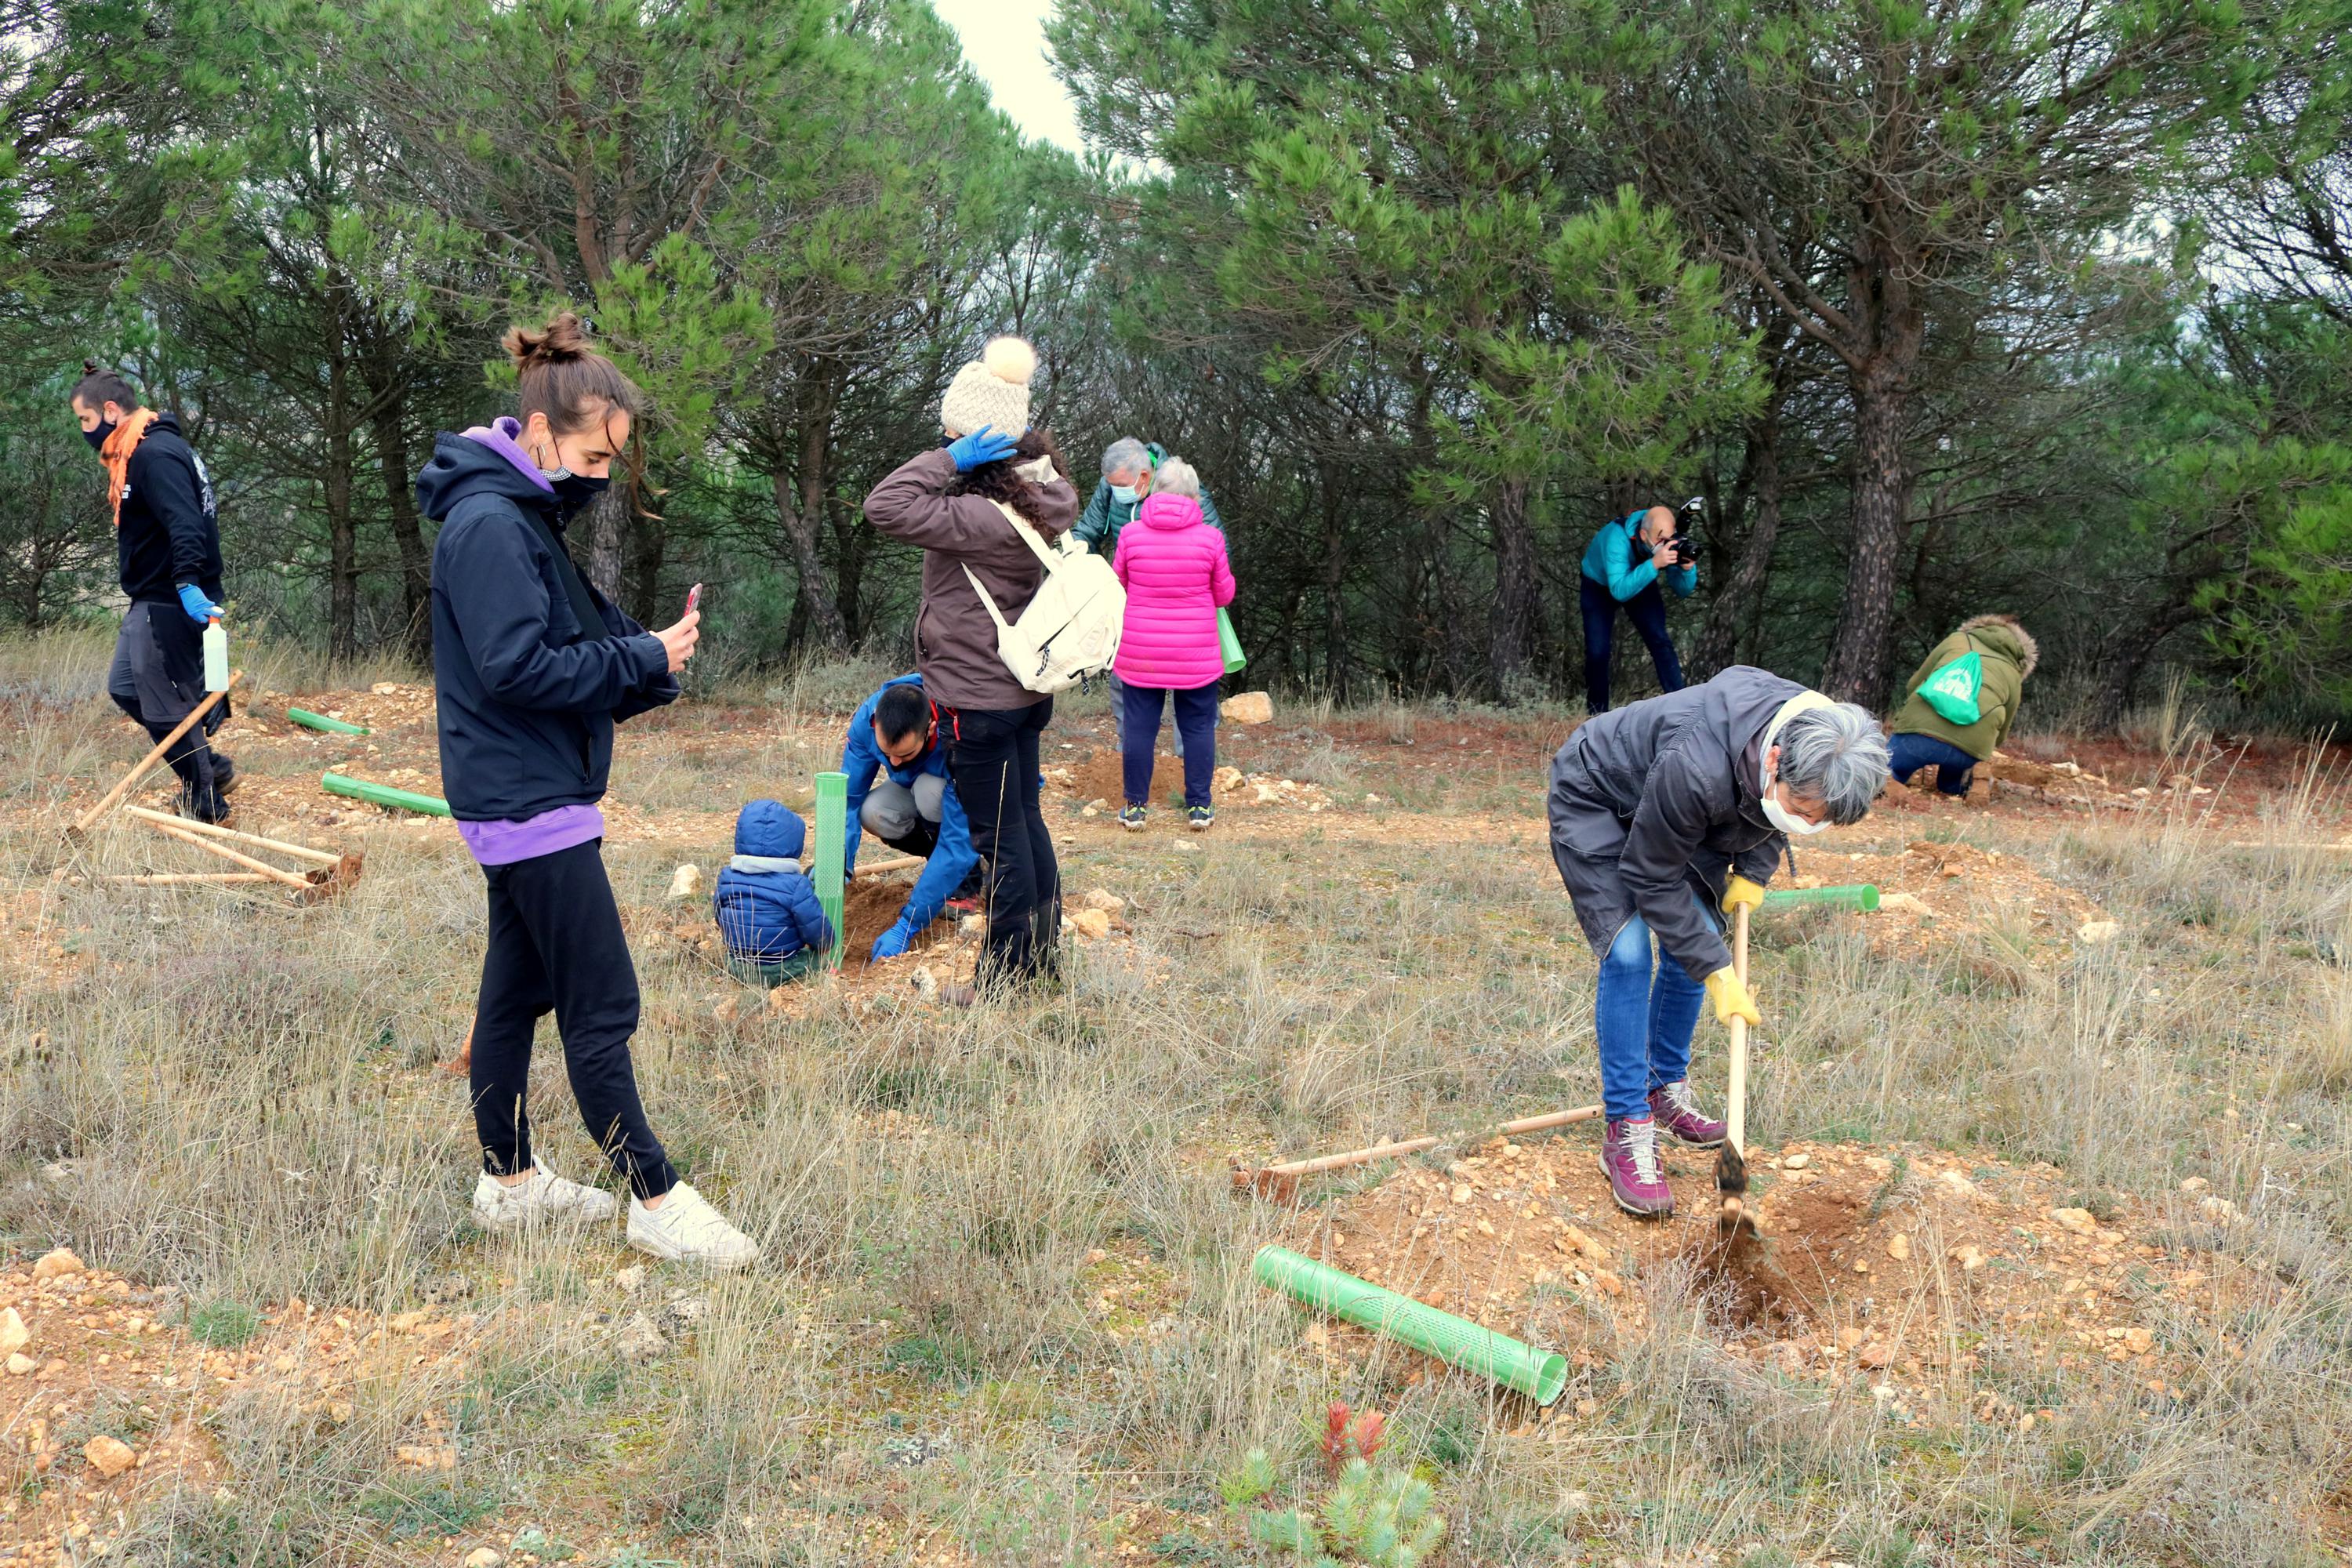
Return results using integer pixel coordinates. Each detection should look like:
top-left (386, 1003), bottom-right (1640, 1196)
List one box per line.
top-left (2, 642), bottom-right (2348, 1564)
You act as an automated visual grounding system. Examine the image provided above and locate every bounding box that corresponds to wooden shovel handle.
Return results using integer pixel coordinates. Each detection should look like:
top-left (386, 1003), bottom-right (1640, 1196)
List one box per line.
top-left (68, 672), bottom-right (241, 839)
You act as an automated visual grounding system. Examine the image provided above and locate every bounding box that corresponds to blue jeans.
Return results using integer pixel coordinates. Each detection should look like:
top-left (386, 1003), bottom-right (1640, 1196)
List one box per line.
top-left (1580, 575), bottom-right (1683, 714)
top-left (1120, 681), bottom-right (1218, 807)
top-left (1888, 731), bottom-right (1977, 796)
top-left (1595, 897), bottom-right (1713, 1122)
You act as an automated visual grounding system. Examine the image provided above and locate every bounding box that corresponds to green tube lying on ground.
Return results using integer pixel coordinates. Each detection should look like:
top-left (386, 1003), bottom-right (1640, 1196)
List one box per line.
top-left (320, 771), bottom-right (451, 818)
top-left (1760, 884), bottom-right (1879, 912)
top-left (1253, 1245), bottom-right (1567, 1404)
top-left (287, 707), bottom-right (369, 736)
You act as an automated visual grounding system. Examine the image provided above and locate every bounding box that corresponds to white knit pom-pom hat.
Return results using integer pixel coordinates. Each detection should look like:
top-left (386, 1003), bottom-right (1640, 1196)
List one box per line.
top-left (939, 335), bottom-right (1037, 440)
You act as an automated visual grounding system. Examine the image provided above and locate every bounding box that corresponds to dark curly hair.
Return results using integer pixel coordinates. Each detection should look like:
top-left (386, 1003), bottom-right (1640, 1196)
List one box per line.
top-left (946, 426), bottom-right (1071, 536)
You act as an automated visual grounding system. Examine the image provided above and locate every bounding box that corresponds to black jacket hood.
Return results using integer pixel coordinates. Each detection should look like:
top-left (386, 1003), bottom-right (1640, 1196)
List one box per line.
top-left (416, 431), bottom-right (554, 524)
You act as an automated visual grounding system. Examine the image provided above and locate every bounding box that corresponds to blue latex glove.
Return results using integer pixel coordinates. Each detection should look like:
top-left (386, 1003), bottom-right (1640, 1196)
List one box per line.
top-left (176, 583), bottom-right (223, 625)
top-left (946, 424), bottom-right (1018, 473)
top-left (869, 917), bottom-right (916, 963)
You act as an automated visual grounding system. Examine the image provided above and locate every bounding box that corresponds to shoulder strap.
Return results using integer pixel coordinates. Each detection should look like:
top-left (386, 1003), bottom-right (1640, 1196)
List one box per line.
top-left (989, 499), bottom-right (1063, 573)
top-left (961, 564), bottom-right (1014, 632)
top-left (514, 503), bottom-right (620, 643)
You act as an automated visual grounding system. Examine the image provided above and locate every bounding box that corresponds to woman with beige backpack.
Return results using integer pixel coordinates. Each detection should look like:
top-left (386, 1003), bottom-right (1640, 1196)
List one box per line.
top-left (863, 336), bottom-right (1083, 1000)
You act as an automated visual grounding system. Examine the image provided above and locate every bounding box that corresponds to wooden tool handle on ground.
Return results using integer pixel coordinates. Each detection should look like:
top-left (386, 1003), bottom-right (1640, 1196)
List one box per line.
top-left (68, 672), bottom-right (241, 840)
top-left (851, 855), bottom-right (926, 880)
top-left (103, 873), bottom-right (274, 886)
top-left (151, 821), bottom-right (313, 891)
top-left (123, 805), bottom-right (340, 865)
top-left (1724, 902), bottom-right (1752, 1159)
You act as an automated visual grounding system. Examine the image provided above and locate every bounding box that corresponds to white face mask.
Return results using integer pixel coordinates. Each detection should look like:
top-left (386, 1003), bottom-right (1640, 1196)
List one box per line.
top-left (1761, 775), bottom-right (1831, 836)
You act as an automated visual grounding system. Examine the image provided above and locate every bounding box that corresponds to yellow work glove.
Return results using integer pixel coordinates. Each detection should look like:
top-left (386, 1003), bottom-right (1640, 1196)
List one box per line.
top-left (1722, 874), bottom-right (1766, 913)
top-left (1705, 967), bottom-right (1761, 1027)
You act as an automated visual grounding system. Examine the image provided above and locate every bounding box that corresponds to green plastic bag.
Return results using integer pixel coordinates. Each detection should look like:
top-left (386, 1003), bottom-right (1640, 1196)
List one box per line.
top-left (1918, 648), bottom-right (1984, 725)
top-left (1218, 607), bottom-right (1246, 675)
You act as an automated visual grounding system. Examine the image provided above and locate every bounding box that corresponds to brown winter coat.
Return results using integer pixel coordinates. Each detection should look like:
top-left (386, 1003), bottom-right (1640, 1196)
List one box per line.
top-left (1890, 614), bottom-right (2039, 762)
top-left (863, 448), bottom-right (1080, 712)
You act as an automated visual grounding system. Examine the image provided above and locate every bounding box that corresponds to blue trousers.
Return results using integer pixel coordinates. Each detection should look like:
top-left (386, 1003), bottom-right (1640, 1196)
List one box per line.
top-left (1595, 897), bottom-right (1713, 1122)
top-left (1120, 681), bottom-right (1218, 807)
top-left (1581, 575), bottom-right (1683, 715)
top-left (1889, 731), bottom-right (1977, 795)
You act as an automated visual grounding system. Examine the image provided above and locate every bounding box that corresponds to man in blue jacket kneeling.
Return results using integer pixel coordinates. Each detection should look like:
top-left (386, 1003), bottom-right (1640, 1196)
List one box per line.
top-left (841, 674), bottom-right (980, 964)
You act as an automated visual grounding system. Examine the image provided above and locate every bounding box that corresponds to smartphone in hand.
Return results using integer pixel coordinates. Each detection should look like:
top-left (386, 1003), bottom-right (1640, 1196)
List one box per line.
top-left (686, 583), bottom-right (702, 615)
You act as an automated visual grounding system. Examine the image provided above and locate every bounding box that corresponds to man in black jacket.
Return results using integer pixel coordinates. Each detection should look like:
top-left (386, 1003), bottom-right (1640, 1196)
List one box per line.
top-left (71, 365), bottom-right (234, 822)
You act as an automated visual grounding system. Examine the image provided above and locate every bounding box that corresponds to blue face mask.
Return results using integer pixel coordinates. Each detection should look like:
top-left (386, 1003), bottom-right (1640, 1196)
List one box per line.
top-left (1110, 484), bottom-right (1140, 505)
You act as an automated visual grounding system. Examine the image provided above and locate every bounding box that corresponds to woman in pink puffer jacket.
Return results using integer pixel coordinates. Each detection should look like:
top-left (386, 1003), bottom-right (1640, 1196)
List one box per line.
top-left (1109, 457), bottom-right (1235, 830)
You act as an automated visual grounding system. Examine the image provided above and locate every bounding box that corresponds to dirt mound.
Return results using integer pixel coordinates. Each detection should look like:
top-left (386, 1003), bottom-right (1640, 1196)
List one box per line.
top-left (1276, 1130), bottom-right (2275, 1413)
top-left (1786, 840), bottom-right (2110, 956)
top-left (837, 875), bottom-right (952, 973)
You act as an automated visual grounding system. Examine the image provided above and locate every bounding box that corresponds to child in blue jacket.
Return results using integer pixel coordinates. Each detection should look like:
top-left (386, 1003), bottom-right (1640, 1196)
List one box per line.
top-left (712, 800), bottom-right (834, 985)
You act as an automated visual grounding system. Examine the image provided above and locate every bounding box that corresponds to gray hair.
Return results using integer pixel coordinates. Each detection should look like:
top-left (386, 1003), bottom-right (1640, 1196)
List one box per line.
top-left (1152, 456), bottom-right (1201, 498)
top-left (1101, 436), bottom-right (1150, 482)
top-left (1776, 702), bottom-right (1889, 826)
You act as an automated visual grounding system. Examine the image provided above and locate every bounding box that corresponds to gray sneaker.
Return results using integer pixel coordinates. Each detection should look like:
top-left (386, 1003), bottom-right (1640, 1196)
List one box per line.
top-left (471, 1157), bottom-right (618, 1232)
top-left (627, 1181), bottom-right (760, 1271)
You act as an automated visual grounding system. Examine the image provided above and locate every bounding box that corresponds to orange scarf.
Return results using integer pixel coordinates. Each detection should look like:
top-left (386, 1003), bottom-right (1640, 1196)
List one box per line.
top-left (101, 408), bottom-right (158, 529)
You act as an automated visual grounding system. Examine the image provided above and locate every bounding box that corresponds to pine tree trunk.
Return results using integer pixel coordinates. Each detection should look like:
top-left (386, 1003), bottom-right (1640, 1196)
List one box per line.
top-left (1690, 422), bottom-right (1784, 679)
top-left (1486, 476), bottom-right (1541, 700)
top-left (325, 345), bottom-right (358, 664)
top-left (772, 463), bottom-right (846, 654)
top-left (578, 489), bottom-right (627, 601)
top-left (625, 512), bottom-right (666, 622)
top-left (1820, 344), bottom-right (1918, 705)
top-left (371, 391), bottom-right (431, 664)
top-left (1319, 460), bottom-right (1349, 701)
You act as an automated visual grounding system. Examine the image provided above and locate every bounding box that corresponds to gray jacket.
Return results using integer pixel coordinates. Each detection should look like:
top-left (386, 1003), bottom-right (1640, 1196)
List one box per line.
top-left (1546, 666), bottom-right (1799, 980)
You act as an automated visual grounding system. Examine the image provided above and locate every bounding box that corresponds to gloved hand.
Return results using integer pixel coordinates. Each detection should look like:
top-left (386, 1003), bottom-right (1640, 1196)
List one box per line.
top-left (1705, 967), bottom-right (1762, 1027)
top-left (1722, 874), bottom-right (1766, 913)
top-left (946, 424), bottom-right (1018, 473)
top-left (869, 917), bottom-right (916, 963)
top-left (176, 583), bottom-right (223, 625)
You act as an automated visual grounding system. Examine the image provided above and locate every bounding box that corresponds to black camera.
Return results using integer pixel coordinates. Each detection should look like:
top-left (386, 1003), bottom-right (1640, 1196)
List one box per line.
top-left (1669, 495), bottom-right (1704, 565)
top-left (1668, 532), bottom-right (1700, 566)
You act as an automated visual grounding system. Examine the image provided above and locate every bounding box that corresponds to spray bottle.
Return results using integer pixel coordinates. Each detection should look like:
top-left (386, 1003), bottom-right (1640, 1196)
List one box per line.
top-left (203, 615), bottom-right (228, 692)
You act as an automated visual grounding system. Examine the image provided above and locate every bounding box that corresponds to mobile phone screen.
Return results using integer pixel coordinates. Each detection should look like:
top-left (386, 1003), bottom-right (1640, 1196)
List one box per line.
top-left (686, 583), bottom-right (702, 615)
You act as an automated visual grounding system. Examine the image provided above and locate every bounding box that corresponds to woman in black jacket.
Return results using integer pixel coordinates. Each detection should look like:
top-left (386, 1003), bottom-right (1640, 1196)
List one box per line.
top-left (419, 312), bottom-right (755, 1269)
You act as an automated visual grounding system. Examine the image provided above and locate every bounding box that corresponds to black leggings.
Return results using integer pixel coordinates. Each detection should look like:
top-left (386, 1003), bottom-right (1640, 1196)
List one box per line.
top-left (945, 699), bottom-right (1059, 986)
top-left (471, 839), bottom-right (676, 1199)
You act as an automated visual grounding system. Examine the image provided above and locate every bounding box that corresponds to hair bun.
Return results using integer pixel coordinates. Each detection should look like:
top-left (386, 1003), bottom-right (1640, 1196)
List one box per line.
top-left (982, 335), bottom-right (1036, 387)
top-left (502, 310), bottom-right (593, 372)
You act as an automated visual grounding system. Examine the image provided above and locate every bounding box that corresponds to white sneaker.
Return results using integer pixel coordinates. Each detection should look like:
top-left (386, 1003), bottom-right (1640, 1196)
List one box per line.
top-left (626, 1181), bottom-right (760, 1270)
top-left (471, 1157), bottom-right (619, 1231)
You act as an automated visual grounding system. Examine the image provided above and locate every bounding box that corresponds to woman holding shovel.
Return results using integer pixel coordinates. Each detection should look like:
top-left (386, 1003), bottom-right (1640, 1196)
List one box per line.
top-left (419, 311), bottom-right (757, 1269)
top-left (1545, 669), bottom-right (1888, 1217)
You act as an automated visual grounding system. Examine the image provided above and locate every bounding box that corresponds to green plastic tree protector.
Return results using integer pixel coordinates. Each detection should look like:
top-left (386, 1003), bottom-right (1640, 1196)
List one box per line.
top-left (287, 707), bottom-right (369, 735)
top-left (813, 771), bottom-right (846, 968)
top-left (1760, 884), bottom-right (1879, 912)
top-left (319, 771), bottom-right (451, 818)
top-left (1252, 1246), bottom-right (1568, 1404)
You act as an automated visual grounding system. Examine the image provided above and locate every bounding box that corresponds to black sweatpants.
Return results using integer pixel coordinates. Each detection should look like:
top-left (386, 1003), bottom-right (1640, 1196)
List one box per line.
top-left (944, 699), bottom-right (1059, 986)
top-left (107, 600), bottom-right (229, 808)
top-left (470, 839), bottom-right (677, 1199)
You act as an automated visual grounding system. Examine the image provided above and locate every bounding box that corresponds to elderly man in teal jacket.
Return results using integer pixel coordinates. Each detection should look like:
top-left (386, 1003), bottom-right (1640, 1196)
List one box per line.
top-left (1580, 503), bottom-right (1697, 714)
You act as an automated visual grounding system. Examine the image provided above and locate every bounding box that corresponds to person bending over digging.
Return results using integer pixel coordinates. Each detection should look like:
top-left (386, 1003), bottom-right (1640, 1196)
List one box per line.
top-left (1887, 613), bottom-right (2037, 800)
top-left (419, 310), bottom-right (757, 1269)
top-left (839, 673), bottom-right (982, 964)
top-left (1547, 668), bottom-right (1889, 1217)
top-left (70, 364), bottom-right (237, 823)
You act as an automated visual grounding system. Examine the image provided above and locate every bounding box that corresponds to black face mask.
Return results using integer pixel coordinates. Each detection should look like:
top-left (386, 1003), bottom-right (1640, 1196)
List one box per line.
top-left (549, 472), bottom-right (610, 515)
top-left (83, 421), bottom-right (116, 453)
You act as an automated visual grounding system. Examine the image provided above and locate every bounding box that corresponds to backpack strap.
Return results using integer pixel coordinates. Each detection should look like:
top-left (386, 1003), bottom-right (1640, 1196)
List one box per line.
top-left (961, 564), bottom-right (1015, 633)
top-left (988, 499), bottom-right (1064, 574)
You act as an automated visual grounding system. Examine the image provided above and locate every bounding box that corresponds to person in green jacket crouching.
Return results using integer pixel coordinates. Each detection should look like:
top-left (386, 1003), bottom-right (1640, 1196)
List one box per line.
top-left (1887, 614), bottom-right (2038, 797)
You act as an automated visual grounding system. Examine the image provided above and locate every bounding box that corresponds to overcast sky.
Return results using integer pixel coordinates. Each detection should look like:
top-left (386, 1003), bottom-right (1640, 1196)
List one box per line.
top-left (931, 0), bottom-right (1089, 155)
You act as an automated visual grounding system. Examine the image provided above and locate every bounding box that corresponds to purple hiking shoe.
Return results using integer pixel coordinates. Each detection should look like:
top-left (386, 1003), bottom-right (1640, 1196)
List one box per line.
top-left (1649, 1080), bottom-right (1727, 1149)
top-left (1600, 1116), bottom-right (1673, 1218)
